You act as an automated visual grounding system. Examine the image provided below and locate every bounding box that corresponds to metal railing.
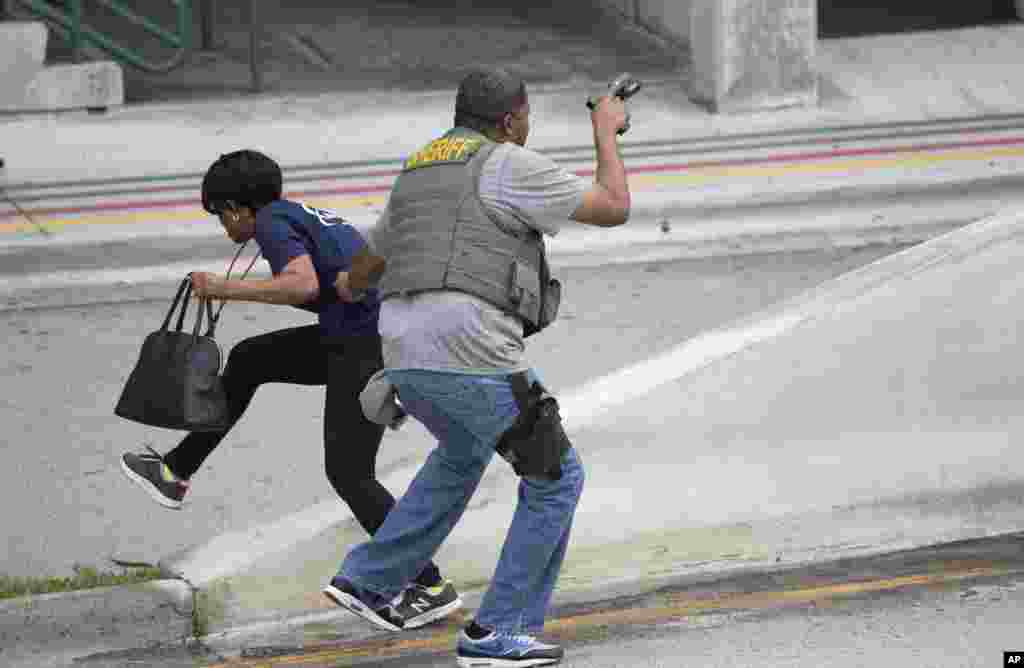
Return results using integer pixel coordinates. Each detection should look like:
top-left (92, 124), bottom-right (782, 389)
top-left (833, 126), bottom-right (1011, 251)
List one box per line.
top-left (10, 0), bottom-right (192, 74)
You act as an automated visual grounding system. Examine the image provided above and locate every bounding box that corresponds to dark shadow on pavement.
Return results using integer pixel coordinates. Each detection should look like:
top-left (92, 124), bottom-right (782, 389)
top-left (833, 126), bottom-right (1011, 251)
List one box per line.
top-left (820, 0), bottom-right (1019, 38)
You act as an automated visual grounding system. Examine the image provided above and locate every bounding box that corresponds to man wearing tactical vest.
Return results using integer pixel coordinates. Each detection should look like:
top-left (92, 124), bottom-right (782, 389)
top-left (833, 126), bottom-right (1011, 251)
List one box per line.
top-left (323, 68), bottom-right (630, 667)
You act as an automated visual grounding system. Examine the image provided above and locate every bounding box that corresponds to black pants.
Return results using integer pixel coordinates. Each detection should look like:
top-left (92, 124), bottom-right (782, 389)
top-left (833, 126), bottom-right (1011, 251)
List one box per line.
top-left (163, 325), bottom-right (441, 587)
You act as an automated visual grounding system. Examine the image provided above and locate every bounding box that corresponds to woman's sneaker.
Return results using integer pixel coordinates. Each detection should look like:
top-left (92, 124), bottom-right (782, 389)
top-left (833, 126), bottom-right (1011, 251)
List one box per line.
top-left (323, 576), bottom-right (405, 632)
top-left (392, 580), bottom-right (463, 628)
top-left (120, 447), bottom-right (189, 510)
top-left (456, 622), bottom-right (564, 667)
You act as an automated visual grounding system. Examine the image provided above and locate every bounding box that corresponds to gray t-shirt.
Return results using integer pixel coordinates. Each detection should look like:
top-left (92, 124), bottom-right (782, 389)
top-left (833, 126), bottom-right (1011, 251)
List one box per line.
top-left (364, 141), bottom-right (588, 373)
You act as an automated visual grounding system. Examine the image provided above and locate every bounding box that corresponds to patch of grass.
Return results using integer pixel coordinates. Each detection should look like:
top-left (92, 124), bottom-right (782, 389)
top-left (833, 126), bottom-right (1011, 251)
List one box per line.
top-left (193, 578), bottom-right (231, 638)
top-left (0, 564), bottom-right (164, 600)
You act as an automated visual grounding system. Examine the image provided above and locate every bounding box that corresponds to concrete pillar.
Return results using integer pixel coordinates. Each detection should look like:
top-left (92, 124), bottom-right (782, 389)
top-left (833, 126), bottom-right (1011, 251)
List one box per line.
top-left (634, 0), bottom-right (692, 45)
top-left (689, 0), bottom-right (818, 114)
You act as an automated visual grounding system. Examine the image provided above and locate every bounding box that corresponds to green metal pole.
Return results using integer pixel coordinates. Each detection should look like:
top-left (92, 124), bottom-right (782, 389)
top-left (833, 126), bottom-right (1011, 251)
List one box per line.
top-left (178, 0), bottom-right (192, 51)
top-left (69, 0), bottom-right (83, 62)
top-left (93, 0), bottom-right (184, 47)
top-left (14, 0), bottom-right (193, 73)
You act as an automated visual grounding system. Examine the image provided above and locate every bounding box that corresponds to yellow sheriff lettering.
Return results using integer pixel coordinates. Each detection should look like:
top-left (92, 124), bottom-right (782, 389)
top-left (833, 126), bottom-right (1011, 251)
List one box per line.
top-left (430, 139), bottom-right (449, 160)
top-left (403, 137), bottom-right (482, 170)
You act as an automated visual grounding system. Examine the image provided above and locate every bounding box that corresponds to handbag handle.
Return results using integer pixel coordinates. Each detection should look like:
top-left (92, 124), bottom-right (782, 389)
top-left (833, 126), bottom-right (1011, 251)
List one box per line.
top-left (176, 280), bottom-right (194, 332)
top-left (160, 277), bottom-right (193, 332)
top-left (159, 277), bottom-right (213, 339)
top-left (192, 294), bottom-right (211, 339)
top-left (158, 273), bottom-right (230, 341)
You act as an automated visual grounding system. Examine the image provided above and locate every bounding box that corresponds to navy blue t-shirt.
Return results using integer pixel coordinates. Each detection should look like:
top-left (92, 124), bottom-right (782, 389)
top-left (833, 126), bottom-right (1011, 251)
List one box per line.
top-left (253, 200), bottom-right (380, 338)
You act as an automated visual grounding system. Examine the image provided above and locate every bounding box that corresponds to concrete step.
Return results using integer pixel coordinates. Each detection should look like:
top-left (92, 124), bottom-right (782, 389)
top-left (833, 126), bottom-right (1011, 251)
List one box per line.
top-left (0, 20), bottom-right (123, 112)
top-left (11, 60), bottom-right (124, 112)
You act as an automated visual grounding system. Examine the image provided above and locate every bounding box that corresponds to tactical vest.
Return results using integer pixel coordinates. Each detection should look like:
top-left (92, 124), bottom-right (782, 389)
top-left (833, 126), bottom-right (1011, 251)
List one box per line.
top-left (378, 128), bottom-right (560, 336)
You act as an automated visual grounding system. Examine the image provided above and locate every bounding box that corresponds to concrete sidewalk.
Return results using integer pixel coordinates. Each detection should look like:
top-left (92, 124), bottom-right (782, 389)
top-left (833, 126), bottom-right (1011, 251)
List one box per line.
top-left (5, 24), bottom-right (1024, 296)
top-left (3, 23), bottom-right (1024, 180)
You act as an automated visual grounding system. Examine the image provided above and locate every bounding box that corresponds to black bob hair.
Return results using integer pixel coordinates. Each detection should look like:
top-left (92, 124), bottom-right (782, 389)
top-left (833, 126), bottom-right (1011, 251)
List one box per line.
top-left (201, 149), bottom-right (283, 215)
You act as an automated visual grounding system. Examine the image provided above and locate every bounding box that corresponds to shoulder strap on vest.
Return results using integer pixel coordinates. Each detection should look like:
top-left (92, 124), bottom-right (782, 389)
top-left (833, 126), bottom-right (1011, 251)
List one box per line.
top-left (470, 143), bottom-right (534, 242)
top-left (468, 142), bottom-right (553, 336)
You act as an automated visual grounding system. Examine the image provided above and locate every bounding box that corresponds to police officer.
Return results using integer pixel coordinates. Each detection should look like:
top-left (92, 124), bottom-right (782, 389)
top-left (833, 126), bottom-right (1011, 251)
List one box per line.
top-left (119, 150), bottom-right (461, 629)
top-left (322, 69), bottom-right (630, 667)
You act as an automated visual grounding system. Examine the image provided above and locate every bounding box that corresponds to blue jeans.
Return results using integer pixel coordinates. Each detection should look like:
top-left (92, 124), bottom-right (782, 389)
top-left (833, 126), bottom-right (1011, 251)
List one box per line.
top-left (336, 368), bottom-right (585, 634)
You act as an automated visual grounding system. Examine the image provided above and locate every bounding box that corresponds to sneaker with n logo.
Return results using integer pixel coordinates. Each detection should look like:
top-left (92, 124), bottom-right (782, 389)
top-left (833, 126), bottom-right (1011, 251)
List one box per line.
top-left (120, 446), bottom-right (189, 510)
top-left (392, 580), bottom-right (463, 628)
top-left (323, 576), bottom-right (405, 632)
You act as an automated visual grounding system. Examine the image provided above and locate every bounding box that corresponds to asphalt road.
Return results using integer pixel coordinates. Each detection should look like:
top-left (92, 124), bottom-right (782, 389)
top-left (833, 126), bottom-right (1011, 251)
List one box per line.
top-left (0, 243), bottom-right (909, 580)
top-left (375, 561), bottom-right (1024, 668)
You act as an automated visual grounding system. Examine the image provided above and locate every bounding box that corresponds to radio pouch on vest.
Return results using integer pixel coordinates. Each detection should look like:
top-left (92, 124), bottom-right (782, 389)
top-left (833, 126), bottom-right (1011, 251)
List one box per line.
top-left (494, 373), bottom-right (571, 480)
top-left (518, 233), bottom-right (560, 339)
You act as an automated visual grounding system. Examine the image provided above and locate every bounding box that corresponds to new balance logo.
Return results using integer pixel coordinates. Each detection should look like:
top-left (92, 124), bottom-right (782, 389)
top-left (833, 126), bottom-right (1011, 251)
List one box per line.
top-left (408, 597), bottom-right (432, 613)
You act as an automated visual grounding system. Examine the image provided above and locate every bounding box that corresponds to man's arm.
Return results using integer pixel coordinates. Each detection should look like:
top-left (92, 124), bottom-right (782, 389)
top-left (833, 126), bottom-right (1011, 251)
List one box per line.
top-left (350, 246), bottom-right (387, 291)
top-left (571, 95), bottom-right (631, 228)
top-left (335, 209), bottom-right (391, 302)
top-left (192, 254), bottom-right (319, 305)
top-left (335, 246), bottom-right (387, 302)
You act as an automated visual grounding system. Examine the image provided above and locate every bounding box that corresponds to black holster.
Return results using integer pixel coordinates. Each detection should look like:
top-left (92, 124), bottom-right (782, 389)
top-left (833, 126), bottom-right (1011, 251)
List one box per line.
top-left (494, 373), bottom-right (571, 480)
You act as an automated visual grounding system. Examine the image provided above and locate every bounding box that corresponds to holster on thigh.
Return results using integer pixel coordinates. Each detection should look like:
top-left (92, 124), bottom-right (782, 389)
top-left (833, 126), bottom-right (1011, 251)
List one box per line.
top-left (494, 372), bottom-right (571, 480)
